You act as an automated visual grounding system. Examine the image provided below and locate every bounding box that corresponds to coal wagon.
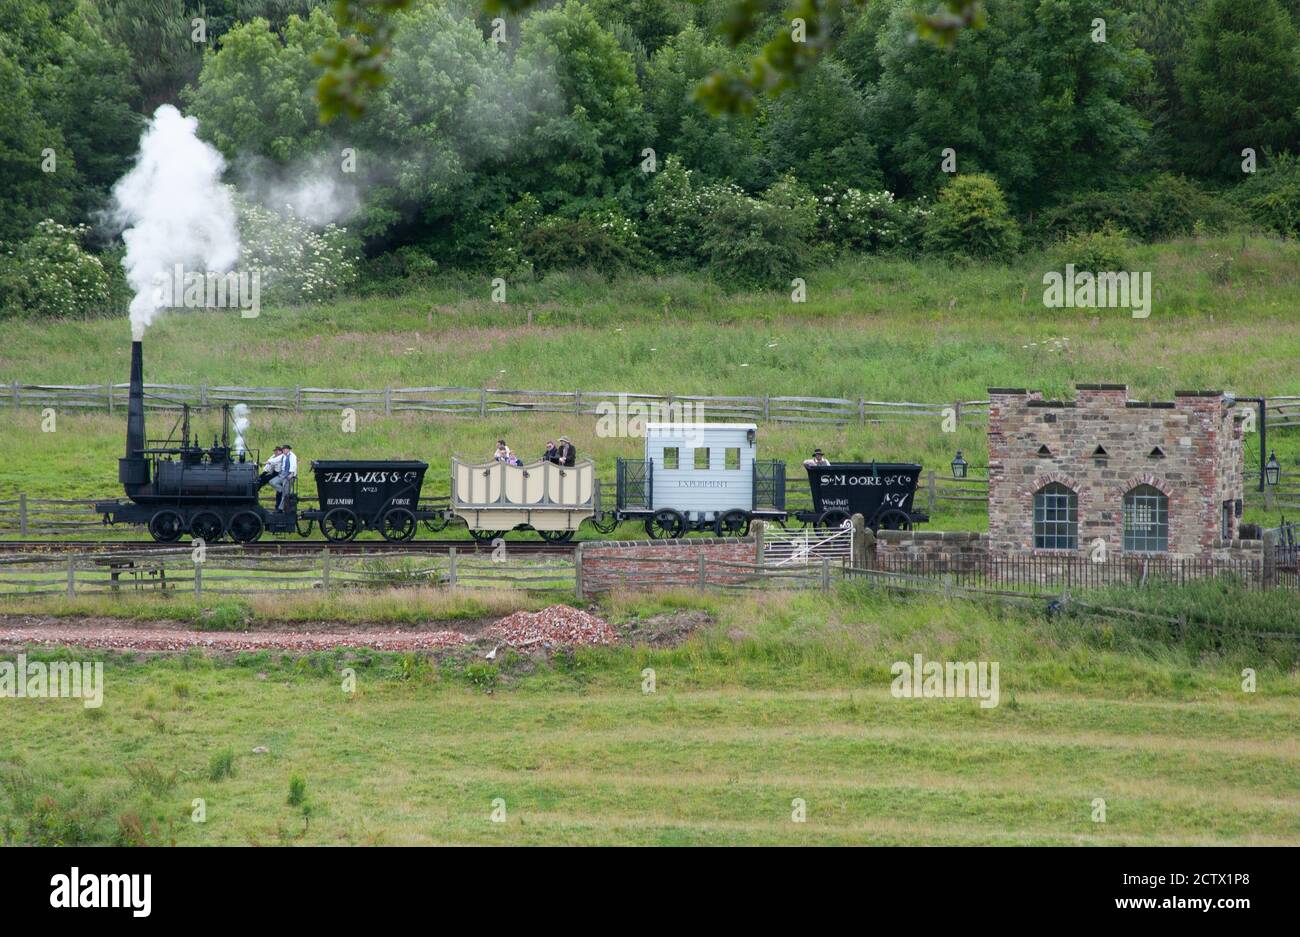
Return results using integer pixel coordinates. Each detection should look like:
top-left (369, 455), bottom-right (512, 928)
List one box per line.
top-left (303, 460), bottom-right (438, 542)
top-left (797, 462), bottom-right (928, 531)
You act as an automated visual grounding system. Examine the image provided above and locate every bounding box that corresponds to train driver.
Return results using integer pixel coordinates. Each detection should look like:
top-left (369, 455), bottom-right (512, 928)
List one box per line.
top-left (258, 446), bottom-right (284, 488)
top-left (271, 443), bottom-right (297, 510)
top-left (803, 448), bottom-right (831, 467)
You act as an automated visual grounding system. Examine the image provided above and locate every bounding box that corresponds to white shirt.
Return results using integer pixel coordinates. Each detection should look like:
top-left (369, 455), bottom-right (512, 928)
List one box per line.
top-left (264, 453), bottom-right (284, 474)
top-left (282, 450), bottom-right (298, 477)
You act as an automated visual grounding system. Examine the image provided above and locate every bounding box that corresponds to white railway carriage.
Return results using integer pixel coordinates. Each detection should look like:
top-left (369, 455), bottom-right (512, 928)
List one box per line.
top-left (615, 423), bottom-right (786, 538)
top-left (448, 456), bottom-right (599, 542)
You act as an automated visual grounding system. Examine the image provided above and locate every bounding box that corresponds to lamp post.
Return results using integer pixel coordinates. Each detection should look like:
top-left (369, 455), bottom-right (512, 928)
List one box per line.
top-left (1265, 450), bottom-right (1280, 488)
top-left (951, 450), bottom-right (968, 480)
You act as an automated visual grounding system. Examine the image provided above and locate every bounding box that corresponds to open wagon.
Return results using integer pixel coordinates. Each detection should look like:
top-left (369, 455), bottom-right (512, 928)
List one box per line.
top-left (796, 462), bottom-right (928, 531)
top-left (302, 460), bottom-right (439, 542)
top-left (447, 456), bottom-right (611, 542)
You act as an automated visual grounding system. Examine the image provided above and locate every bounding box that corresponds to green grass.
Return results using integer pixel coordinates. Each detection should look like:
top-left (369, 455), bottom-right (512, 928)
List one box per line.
top-left (2, 585), bottom-right (1298, 845)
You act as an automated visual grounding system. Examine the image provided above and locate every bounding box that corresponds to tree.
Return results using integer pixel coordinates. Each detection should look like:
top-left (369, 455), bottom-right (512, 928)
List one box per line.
top-left (1176, 0), bottom-right (1300, 178)
top-left (924, 173), bottom-right (1021, 260)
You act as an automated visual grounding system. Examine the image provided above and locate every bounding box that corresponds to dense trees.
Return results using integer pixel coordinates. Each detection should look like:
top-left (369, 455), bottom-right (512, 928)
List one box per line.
top-left (5, 0), bottom-right (1300, 313)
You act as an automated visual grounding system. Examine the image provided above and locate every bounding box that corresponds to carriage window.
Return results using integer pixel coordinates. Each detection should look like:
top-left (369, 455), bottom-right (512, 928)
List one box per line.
top-left (694, 448), bottom-right (710, 470)
top-left (724, 447), bottom-right (740, 470)
top-left (1123, 485), bottom-right (1168, 553)
top-left (662, 447), bottom-right (678, 470)
top-left (1033, 483), bottom-right (1077, 550)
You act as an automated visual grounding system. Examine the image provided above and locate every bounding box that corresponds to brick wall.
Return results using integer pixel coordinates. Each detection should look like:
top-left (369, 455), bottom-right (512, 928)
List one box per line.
top-left (580, 538), bottom-right (757, 592)
top-left (987, 384), bottom-right (1246, 560)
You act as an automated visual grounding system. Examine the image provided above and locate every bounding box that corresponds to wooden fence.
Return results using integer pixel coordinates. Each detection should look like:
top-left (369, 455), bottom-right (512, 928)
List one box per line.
top-left (6, 380), bottom-right (1300, 432)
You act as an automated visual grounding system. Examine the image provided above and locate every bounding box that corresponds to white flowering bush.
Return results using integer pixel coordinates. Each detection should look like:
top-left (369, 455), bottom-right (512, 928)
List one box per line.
top-left (0, 220), bottom-right (114, 318)
top-left (236, 200), bottom-right (359, 304)
top-left (489, 195), bottom-right (647, 278)
top-left (816, 187), bottom-right (929, 254)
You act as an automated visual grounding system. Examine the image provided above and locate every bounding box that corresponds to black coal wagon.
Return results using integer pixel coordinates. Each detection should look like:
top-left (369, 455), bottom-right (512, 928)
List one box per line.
top-left (796, 462), bottom-right (928, 531)
top-left (301, 460), bottom-right (439, 542)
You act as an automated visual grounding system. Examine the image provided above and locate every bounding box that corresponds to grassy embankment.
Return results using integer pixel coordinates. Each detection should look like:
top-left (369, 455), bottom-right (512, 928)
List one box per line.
top-left (1, 235), bottom-right (1298, 535)
top-left (2, 581), bottom-right (1298, 846)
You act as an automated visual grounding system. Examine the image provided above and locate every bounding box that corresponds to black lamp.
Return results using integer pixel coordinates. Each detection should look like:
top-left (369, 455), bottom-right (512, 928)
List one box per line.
top-left (951, 450), bottom-right (968, 479)
top-left (1264, 451), bottom-right (1281, 487)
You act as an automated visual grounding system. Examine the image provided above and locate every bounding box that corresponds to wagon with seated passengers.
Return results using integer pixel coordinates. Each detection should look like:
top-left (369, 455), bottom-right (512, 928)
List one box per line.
top-left (795, 462), bottom-right (928, 531)
top-left (615, 422), bottom-right (786, 538)
top-left (447, 456), bottom-right (609, 543)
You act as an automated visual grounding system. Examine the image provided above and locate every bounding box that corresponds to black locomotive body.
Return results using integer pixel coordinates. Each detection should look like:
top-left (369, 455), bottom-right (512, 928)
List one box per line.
top-left (94, 342), bottom-right (297, 543)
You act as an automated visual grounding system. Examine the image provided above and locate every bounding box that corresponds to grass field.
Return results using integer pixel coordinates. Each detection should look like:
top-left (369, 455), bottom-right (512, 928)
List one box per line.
top-left (3, 584), bottom-right (1298, 846)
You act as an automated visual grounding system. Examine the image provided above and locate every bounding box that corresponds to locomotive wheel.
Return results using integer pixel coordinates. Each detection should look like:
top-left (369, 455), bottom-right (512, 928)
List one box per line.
top-left (380, 508), bottom-right (417, 542)
top-left (537, 529), bottom-right (574, 543)
top-left (590, 513), bottom-right (619, 535)
top-left (645, 509), bottom-right (686, 539)
top-left (148, 509), bottom-right (184, 543)
top-left (190, 511), bottom-right (224, 543)
top-left (815, 509), bottom-right (851, 531)
top-left (468, 528), bottom-right (505, 544)
top-left (228, 511), bottom-right (264, 544)
top-left (296, 516), bottom-right (315, 537)
top-left (715, 510), bottom-right (751, 538)
top-left (874, 508), bottom-right (912, 532)
top-left (321, 508), bottom-right (359, 543)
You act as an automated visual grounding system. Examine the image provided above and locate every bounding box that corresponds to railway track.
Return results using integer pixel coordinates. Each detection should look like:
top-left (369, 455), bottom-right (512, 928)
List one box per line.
top-left (0, 538), bottom-right (575, 556)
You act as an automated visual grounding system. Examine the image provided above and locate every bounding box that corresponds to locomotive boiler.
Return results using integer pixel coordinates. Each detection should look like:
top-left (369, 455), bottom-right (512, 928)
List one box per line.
top-left (95, 341), bottom-right (296, 542)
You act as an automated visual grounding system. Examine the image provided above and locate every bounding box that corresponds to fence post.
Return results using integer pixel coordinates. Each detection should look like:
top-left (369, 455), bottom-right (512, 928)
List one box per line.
top-left (321, 548), bottom-right (331, 589)
top-left (697, 553), bottom-right (706, 590)
top-left (199, 384), bottom-right (208, 408)
top-left (11, 380), bottom-right (19, 409)
top-left (18, 493), bottom-right (27, 536)
top-left (574, 543), bottom-right (584, 599)
top-left (107, 382), bottom-right (113, 413)
top-left (574, 390), bottom-right (582, 415)
top-left (927, 469), bottom-right (937, 516)
top-left (753, 520), bottom-right (765, 567)
top-left (448, 547), bottom-right (457, 588)
top-left (821, 556), bottom-right (831, 591)
top-left (858, 398), bottom-right (866, 423)
top-left (850, 514), bottom-right (866, 570)
top-left (295, 387), bottom-right (303, 412)
top-left (763, 396), bottom-right (770, 421)
top-left (384, 387), bottom-right (392, 416)
top-left (193, 561), bottom-right (202, 601)
top-left (1262, 530), bottom-right (1278, 589)
top-left (66, 556), bottom-right (75, 598)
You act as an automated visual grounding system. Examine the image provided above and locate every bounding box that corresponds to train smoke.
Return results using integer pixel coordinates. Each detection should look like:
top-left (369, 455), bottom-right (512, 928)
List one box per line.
top-left (232, 403), bottom-right (251, 456)
top-left (111, 105), bottom-right (240, 340)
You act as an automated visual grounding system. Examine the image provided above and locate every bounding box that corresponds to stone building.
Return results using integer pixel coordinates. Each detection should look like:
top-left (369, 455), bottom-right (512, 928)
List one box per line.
top-left (985, 384), bottom-right (1246, 560)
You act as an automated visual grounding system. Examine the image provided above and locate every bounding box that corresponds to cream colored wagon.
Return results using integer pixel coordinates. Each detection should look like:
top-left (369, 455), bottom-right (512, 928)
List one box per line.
top-left (448, 456), bottom-right (604, 542)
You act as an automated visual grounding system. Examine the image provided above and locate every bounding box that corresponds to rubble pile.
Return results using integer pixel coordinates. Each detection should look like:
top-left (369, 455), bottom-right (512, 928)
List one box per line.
top-left (486, 605), bottom-right (617, 648)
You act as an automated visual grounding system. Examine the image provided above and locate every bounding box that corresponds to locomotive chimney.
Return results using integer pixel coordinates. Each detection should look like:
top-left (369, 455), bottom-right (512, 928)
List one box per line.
top-left (118, 340), bottom-right (150, 488)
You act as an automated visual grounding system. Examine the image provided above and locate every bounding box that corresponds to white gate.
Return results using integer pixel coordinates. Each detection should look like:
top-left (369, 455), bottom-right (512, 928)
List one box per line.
top-left (762, 521), bottom-right (854, 568)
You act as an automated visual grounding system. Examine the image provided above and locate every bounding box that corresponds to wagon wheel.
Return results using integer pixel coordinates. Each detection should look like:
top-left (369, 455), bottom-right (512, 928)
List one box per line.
top-left (537, 529), bottom-right (574, 543)
top-left (589, 512), bottom-right (619, 535)
top-left (148, 509), bottom-right (184, 543)
top-left (468, 528), bottom-right (505, 544)
top-left (645, 509), bottom-right (686, 539)
top-left (228, 511), bottom-right (264, 544)
top-left (715, 510), bottom-right (750, 538)
top-left (321, 508), bottom-right (359, 543)
top-left (190, 511), bottom-right (225, 543)
top-left (295, 516), bottom-right (315, 537)
top-left (379, 507), bottom-right (417, 542)
top-left (815, 509), bottom-right (851, 531)
top-left (874, 508), bottom-right (912, 532)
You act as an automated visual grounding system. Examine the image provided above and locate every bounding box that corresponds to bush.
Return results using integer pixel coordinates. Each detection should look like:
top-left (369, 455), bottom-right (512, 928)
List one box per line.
top-left (1235, 152), bottom-right (1300, 238)
top-left (923, 174), bottom-right (1021, 261)
top-left (697, 179), bottom-right (816, 287)
top-left (1053, 223), bottom-right (1131, 271)
top-left (208, 748), bottom-right (236, 782)
top-left (815, 187), bottom-right (928, 254)
top-left (0, 220), bottom-right (114, 318)
top-left (1035, 175), bottom-right (1242, 244)
top-left (287, 774), bottom-right (306, 807)
top-left (236, 199), bottom-right (360, 304)
top-left (489, 196), bottom-right (648, 279)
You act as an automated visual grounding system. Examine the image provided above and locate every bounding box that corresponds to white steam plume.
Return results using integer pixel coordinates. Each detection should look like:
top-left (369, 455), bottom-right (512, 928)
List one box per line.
top-left (111, 105), bottom-right (240, 340)
top-left (232, 403), bottom-right (251, 456)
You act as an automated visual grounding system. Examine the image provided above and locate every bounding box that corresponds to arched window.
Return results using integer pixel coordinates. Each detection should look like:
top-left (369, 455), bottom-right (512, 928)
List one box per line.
top-left (1123, 484), bottom-right (1168, 553)
top-left (1033, 483), bottom-right (1077, 550)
